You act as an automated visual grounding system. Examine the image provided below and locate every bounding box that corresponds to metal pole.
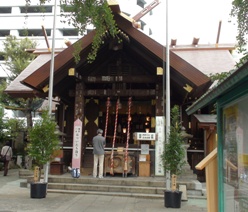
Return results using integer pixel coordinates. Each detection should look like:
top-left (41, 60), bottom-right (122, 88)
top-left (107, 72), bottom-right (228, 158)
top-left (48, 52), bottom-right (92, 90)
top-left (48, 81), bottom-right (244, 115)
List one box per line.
top-left (44, 0), bottom-right (57, 183)
top-left (165, 0), bottom-right (171, 190)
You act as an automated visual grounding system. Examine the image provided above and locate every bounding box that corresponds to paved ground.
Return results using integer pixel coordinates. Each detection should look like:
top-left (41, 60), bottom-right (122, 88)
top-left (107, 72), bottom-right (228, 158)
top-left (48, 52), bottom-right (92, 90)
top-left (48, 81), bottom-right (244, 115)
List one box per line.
top-left (0, 169), bottom-right (207, 212)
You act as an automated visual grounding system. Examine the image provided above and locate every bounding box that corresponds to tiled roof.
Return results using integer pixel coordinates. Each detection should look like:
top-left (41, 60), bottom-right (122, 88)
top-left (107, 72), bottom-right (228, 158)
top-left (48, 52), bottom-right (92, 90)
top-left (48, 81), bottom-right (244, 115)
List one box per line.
top-left (4, 54), bottom-right (52, 97)
top-left (173, 49), bottom-right (235, 76)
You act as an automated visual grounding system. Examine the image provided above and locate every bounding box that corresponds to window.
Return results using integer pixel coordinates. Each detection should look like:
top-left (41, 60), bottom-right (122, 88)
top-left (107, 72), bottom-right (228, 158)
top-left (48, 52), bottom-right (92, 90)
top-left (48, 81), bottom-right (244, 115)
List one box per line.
top-left (20, 6), bottom-right (52, 13)
top-left (0, 30), bottom-right (10, 37)
top-left (149, 28), bottom-right (152, 36)
top-left (223, 95), bottom-right (248, 211)
top-left (0, 7), bottom-right (12, 13)
top-left (0, 54), bottom-right (4, 60)
top-left (137, 0), bottom-right (146, 8)
top-left (19, 29), bottom-right (51, 37)
top-left (140, 20), bottom-right (146, 30)
top-left (61, 29), bottom-right (78, 36)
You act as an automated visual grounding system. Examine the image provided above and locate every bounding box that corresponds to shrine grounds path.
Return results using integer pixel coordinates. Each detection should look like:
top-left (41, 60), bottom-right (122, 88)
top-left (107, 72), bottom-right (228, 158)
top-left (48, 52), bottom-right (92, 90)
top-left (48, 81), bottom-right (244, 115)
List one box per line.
top-left (0, 169), bottom-right (207, 212)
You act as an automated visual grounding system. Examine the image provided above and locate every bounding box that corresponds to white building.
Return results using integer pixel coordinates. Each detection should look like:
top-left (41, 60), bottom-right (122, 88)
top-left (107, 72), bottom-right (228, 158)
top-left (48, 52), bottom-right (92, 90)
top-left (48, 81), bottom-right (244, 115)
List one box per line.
top-left (0, 0), bottom-right (158, 50)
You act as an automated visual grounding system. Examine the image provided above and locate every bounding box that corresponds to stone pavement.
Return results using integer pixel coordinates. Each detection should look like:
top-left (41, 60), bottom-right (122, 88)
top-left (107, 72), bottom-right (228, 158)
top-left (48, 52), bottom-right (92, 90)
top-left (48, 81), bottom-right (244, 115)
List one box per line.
top-left (0, 169), bottom-right (207, 212)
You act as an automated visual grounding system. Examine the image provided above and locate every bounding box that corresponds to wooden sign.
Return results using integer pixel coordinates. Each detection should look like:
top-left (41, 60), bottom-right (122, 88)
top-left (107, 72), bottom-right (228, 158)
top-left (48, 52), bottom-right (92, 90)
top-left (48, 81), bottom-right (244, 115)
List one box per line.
top-left (155, 116), bottom-right (165, 176)
top-left (72, 119), bottom-right (82, 169)
top-left (171, 174), bottom-right (177, 191)
top-left (133, 132), bottom-right (156, 141)
top-left (33, 166), bottom-right (40, 182)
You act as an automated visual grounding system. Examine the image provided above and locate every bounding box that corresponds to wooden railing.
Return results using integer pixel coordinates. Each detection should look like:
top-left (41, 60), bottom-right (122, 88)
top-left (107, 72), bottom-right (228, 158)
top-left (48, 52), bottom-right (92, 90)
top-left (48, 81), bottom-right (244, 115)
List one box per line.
top-left (195, 148), bottom-right (218, 212)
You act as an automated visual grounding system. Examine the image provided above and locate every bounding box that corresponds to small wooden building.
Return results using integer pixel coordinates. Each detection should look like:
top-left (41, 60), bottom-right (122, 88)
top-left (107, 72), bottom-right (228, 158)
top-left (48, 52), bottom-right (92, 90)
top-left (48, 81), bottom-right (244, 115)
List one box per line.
top-left (187, 61), bottom-right (248, 211)
top-left (5, 2), bottom-right (235, 177)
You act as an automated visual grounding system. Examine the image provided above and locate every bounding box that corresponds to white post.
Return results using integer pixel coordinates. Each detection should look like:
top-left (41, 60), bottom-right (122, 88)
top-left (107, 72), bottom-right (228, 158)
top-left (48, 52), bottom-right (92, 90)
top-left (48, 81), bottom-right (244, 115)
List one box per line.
top-left (165, 0), bottom-right (171, 190)
top-left (45, 0), bottom-right (57, 183)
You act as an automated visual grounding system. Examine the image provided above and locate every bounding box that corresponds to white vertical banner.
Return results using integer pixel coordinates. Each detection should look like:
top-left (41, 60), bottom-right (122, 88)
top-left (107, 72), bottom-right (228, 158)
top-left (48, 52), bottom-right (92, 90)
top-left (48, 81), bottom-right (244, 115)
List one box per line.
top-left (155, 116), bottom-right (165, 176)
top-left (72, 119), bottom-right (82, 169)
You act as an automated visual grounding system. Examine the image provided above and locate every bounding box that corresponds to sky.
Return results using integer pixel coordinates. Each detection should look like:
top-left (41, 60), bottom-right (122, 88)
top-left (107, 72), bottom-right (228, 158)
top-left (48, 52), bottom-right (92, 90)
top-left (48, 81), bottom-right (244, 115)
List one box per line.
top-left (118, 0), bottom-right (237, 46)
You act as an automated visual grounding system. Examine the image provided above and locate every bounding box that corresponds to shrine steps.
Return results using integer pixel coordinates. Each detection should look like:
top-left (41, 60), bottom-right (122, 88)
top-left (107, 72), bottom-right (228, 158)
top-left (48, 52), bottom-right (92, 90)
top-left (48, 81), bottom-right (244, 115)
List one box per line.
top-left (19, 169), bottom-right (205, 199)
top-left (45, 174), bottom-right (205, 199)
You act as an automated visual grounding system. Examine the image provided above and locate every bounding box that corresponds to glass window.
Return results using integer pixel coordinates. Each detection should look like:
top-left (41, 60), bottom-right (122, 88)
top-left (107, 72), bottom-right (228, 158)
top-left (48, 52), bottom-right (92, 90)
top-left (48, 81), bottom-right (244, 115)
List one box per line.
top-left (18, 29), bottom-right (51, 37)
top-left (223, 95), bottom-right (248, 212)
top-left (61, 29), bottom-right (78, 36)
top-left (20, 6), bottom-right (52, 13)
top-left (0, 30), bottom-right (10, 37)
top-left (0, 7), bottom-right (12, 13)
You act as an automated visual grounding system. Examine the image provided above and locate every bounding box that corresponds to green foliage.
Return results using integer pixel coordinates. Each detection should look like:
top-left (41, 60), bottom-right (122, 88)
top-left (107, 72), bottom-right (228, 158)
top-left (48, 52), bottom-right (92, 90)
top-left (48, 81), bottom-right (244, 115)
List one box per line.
top-left (0, 81), bottom-right (11, 107)
top-left (5, 118), bottom-right (26, 139)
top-left (59, 0), bottom-right (118, 63)
top-left (231, 0), bottom-right (248, 65)
top-left (231, 0), bottom-right (248, 52)
top-left (25, 1), bottom-right (119, 63)
top-left (208, 72), bottom-right (229, 81)
top-left (72, 40), bottom-right (82, 64)
top-left (27, 111), bottom-right (60, 167)
top-left (0, 107), bottom-right (8, 144)
top-left (0, 35), bottom-right (37, 81)
top-left (0, 35), bottom-right (44, 128)
top-left (161, 105), bottom-right (185, 176)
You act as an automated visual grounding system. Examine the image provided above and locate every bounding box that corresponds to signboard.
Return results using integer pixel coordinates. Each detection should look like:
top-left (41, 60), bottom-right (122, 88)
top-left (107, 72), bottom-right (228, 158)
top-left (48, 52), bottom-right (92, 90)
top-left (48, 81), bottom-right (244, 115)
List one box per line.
top-left (72, 119), bottom-right (82, 169)
top-left (141, 144), bottom-right (149, 155)
top-left (155, 116), bottom-right (165, 176)
top-left (133, 132), bottom-right (156, 141)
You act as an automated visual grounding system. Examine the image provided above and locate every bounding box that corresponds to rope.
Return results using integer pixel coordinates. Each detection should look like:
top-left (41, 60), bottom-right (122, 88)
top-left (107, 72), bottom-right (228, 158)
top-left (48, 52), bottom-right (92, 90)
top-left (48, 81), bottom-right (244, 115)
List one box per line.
top-left (110, 98), bottom-right (119, 175)
top-left (104, 97), bottom-right (110, 138)
top-left (124, 97), bottom-right (132, 172)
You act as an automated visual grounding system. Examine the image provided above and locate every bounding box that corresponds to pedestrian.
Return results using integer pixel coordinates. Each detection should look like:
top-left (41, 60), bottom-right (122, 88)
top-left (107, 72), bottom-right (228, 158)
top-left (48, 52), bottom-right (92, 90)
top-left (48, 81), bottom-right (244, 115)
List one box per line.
top-left (92, 129), bottom-right (106, 178)
top-left (1, 141), bottom-right (13, 176)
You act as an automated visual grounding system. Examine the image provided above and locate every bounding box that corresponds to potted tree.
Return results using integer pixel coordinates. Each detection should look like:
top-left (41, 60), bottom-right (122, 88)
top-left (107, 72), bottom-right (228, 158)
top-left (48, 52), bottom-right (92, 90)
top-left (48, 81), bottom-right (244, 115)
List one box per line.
top-left (161, 105), bottom-right (186, 208)
top-left (27, 111), bottom-right (60, 198)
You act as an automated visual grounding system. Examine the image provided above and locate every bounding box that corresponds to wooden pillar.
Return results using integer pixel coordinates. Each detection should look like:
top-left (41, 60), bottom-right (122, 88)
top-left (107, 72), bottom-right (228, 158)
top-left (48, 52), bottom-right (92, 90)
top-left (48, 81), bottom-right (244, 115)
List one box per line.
top-left (74, 82), bottom-right (85, 169)
top-left (155, 79), bottom-right (165, 176)
top-left (74, 82), bottom-right (85, 121)
top-left (156, 80), bottom-right (163, 116)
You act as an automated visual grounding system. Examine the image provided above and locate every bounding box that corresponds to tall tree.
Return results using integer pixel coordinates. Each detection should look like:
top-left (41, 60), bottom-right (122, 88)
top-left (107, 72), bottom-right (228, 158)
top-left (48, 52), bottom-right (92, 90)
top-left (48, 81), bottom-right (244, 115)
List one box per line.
top-left (231, 0), bottom-right (248, 66)
top-left (0, 107), bottom-right (8, 145)
top-left (0, 36), bottom-right (43, 128)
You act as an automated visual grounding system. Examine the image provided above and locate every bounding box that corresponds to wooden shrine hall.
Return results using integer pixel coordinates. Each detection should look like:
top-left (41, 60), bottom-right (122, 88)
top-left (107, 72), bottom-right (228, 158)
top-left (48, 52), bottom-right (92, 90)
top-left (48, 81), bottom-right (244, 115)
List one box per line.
top-left (5, 1), bottom-right (236, 177)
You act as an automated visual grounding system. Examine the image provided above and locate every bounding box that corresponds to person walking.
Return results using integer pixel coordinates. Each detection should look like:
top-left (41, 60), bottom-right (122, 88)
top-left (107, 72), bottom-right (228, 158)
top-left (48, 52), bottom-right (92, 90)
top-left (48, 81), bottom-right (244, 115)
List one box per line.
top-left (1, 141), bottom-right (13, 176)
top-left (92, 129), bottom-right (106, 178)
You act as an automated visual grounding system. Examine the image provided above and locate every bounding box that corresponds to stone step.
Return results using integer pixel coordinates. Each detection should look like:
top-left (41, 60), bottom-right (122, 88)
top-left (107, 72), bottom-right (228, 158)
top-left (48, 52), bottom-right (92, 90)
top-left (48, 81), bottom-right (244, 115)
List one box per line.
top-left (45, 175), bottom-right (204, 198)
top-left (48, 175), bottom-right (201, 190)
top-left (18, 169), bottom-right (33, 179)
top-left (22, 171), bottom-right (205, 199)
top-left (47, 189), bottom-right (206, 200)
top-left (47, 182), bottom-right (203, 197)
top-left (48, 183), bottom-right (165, 194)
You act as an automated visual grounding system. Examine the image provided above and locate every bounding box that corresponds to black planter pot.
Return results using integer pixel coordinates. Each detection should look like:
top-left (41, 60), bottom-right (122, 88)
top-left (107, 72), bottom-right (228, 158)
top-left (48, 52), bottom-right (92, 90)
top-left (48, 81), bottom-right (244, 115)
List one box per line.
top-left (164, 190), bottom-right (182, 208)
top-left (30, 182), bottom-right (47, 198)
